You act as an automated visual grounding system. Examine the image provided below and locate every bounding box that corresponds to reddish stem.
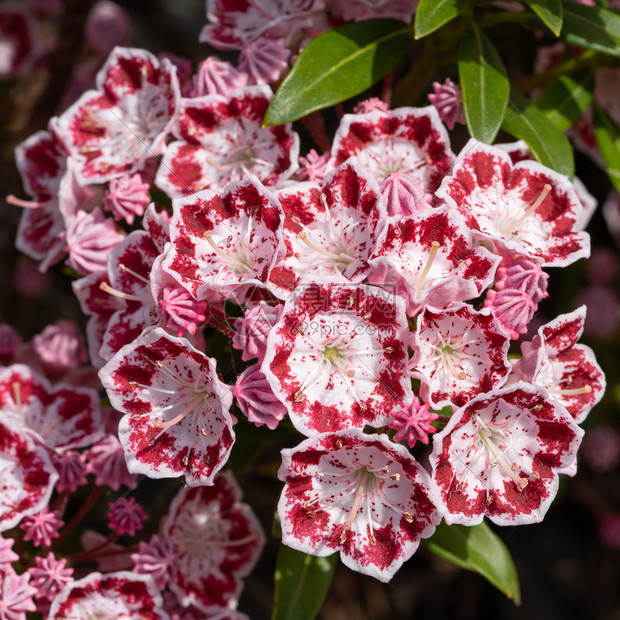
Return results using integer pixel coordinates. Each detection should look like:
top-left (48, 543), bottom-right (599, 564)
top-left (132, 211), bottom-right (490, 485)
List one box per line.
top-left (51, 486), bottom-right (103, 551)
top-left (382, 72), bottom-right (393, 106)
top-left (310, 111), bottom-right (331, 153)
top-left (335, 103), bottom-right (344, 120)
top-left (68, 533), bottom-right (122, 564)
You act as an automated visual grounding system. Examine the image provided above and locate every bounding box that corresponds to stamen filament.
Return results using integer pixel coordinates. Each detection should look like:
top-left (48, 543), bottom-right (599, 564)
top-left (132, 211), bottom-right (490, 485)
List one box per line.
top-left (415, 241), bottom-right (440, 300)
top-left (99, 282), bottom-right (152, 303)
top-left (203, 232), bottom-right (252, 272)
top-left (547, 384), bottom-right (592, 396)
top-left (501, 183), bottom-right (552, 236)
top-left (298, 231), bottom-right (347, 262)
top-left (479, 430), bottom-right (528, 490)
top-left (6, 194), bottom-right (53, 209)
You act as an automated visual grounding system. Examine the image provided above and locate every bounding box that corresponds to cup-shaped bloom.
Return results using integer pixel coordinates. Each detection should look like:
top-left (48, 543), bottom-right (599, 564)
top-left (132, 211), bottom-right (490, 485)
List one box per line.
top-left (278, 430), bottom-right (441, 582)
top-left (99, 327), bottom-right (235, 486)
top-left (429, 383), bottom-right (584, 526)
top-left (262, 281), bottom-right (412, 436)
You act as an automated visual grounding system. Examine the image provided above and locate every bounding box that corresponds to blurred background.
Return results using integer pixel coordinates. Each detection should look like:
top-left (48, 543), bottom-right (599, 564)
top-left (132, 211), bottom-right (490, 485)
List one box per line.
top-left (1, 1), bottom-right (619, 618)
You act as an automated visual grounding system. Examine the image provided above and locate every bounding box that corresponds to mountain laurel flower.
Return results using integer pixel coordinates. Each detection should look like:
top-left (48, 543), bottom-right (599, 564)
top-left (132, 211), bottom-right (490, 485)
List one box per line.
top-left (232, 301), bottom-right (284, 362)
top-left (160, 287), bottom-right (207, 337)
top-left (28, 552), bottom-right (74, 603)
top-left (103, 173), bottom-right (150, 225)
top-left (239, 38), bottom-right (290, 85)
top-left (0, 567), bottom-right (36, 619)
top-left (429, 383), bottom-right (584, 526)
top-left (278, 430), bottom-right (441, 582)
top-left (428, 78), bottom-right (465, 130)
top-left (380, 173), bottom-right (432, 217)
top-left (131, 534), bottom-right (175, 590)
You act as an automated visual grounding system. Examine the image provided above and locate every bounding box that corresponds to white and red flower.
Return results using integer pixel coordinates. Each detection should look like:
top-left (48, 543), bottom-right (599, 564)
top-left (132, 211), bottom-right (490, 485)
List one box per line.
top-left (411, 304), bottom-right (511, 408)
top-left (436, 140), bottom-right (590, 266)
top-left (330, 107), bottom-right (454, 191)
top-left (163, 471), bottom-right (265, 612)
top-left (278, 430), bottom-right (441, 582)
top-left (511, 307), bottom-right (605, 424)
top-left (262, 281), bottom-right (412, 436)
top-left (369, 207), bottom-right (500, 315)
top-left (0, 419), bottom-right (58, 532)
top-left (270, 158), bottom-right (387, 295)
top-left (52, 47), bottom-right (180, 185)
top-left (429, 383), bottom-right (583, 525)
top-left (155, 86), bottom-right (299, 197)
top-left (47, 571), bottom-right (169, 620)
top-left (162, 176), bottom-right (284, 304)
top-left (99, 327), bottom-right (235, 486)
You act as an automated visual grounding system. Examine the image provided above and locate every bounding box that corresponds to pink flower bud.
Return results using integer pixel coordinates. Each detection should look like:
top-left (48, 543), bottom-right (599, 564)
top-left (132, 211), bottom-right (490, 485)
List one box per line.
top-left (389, 400), bottom-right (438, 447)
top-left (239, 38), bottom-right (289, 85)
top-left (108, 497), bottom-right (147, 536)
top-left (353, 97), bottom-right (389, 114)
top-left (0, 324), bottom-right (21, 363)
top-left (380, 173), bottom-right (432, 217)
top-left (494, 253), bottom-right (548, 305)
top-left (233, 302), bottom-right (283, 362)
top-left (190, 57), bottom-right (247, 97)
top-left (33, 319), bottom-right (88, 377)
top-left (85, 1), bottom-right (131, 56)
top-left (20, 508), bottom-right (64, 548)
top-left (428, 78), bottom-right (465, 130)
top-left (103, 173), bottom-right (150, 225)
top-left (160, 287), bottom-right (207, 337)
top-left (484, 288), bottom-right (535, 339)
top-left (297, 149), bottom-right (329, 184)
top-left (234, 364), bottom-right (287, 430)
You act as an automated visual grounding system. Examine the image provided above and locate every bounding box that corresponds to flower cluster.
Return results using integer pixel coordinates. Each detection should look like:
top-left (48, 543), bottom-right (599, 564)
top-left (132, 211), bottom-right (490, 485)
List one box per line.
top-left (2, 0), bottom-right (610, 615)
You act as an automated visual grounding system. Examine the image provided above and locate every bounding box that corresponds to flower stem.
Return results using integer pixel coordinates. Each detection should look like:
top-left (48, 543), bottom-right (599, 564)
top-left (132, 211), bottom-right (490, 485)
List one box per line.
top-left (51, 486), bottom-right (103, 551)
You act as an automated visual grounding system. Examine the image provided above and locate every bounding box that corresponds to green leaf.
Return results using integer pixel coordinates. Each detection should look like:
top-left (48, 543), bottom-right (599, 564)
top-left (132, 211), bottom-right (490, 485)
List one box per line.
top-left (534, 68), bottom-right (594, 132)
top-left (523, 0), bottom-right (563, 36)
top-left (562, 3), bottom-right (620, 58)
top-left (264, 19), bottom-right (411, 126)
top-left (458, 25), bottom-right (509, 144)
top-left (272, 546), bottom-right (337, 620)
top-left (592, 102), bottom-right (620, 193)
top-left (414, 0), bottom-right (467, 39)
top-left (425, 521), bottom-right (521, 605)
top-left (501, 88), bottom-right (575, 178)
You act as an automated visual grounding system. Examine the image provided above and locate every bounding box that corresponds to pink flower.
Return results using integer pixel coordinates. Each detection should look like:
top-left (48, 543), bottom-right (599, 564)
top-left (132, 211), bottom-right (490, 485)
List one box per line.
top-left (297, 148), bottom-right (330, 183)
top-left (108, 497), bottom-right (147, 536)
top-left (239, 38), bottom-right (290, 85)
top-left (160, 287), bottom-right (207, 337)
top-left (262, 281), bottom-right (412, 436)
top-left (131, 534), bottom-right (175, 590)
top-left (47, 571), bottom-right (168, 619)
top-left (234, 363), bottom-right (288, 430)
top-left (20, 508), bottom-right (64, 547)
top-left (484, 288), bottom-right (535, 339)
top-left (103, 173), bottom-right (150, 225)
top-left (163, 472), bottom-right (265, 612)
top-left (0, 8), bottom-right (34, 79)
top-left (389, 400), bottom-right (438, 447)
top-left (99, 328), bottom-right (235, 486)
top-left (28, 552), bottom-right (73, 602)
top-left (66, 208), bottom-right (126, 276)
top-left (353, 98), bottom-right (389, 114)
top-left (428, 78), bottom-right (465, 130)
top-left (0, 567), bottom-right (36, 619)
top-left (233, 301), bottom-right (283, 362)
top-left (278, 430), bottom-right (441, 582)
top-left (85, 1), bottom-right (131, 56)
top-left (429, 383), bottom-right (583, 525)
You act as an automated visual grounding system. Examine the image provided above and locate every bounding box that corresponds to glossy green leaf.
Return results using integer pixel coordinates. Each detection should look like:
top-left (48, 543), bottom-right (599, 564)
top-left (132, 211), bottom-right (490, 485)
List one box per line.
top-left (414, 0), bottom-right (467, 39)
top-left (534, 69), bottom-right (594, 131)
top-left (272, 545), bottom-right (337, 620)
top-left (425, 521), bottom-right (521, 605)
top-left (501, 89), bottom-right (575, 178)
top-left (593, 102), bottom-right (620, 193)
top-left (523, 0), bottom-right (563, 36)
top-left (562, 3), bottom-right (620, 58)
top-left (458, 26), bottom-right (509, 144)
top-left (264, 19), bottom-right (411, 126)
